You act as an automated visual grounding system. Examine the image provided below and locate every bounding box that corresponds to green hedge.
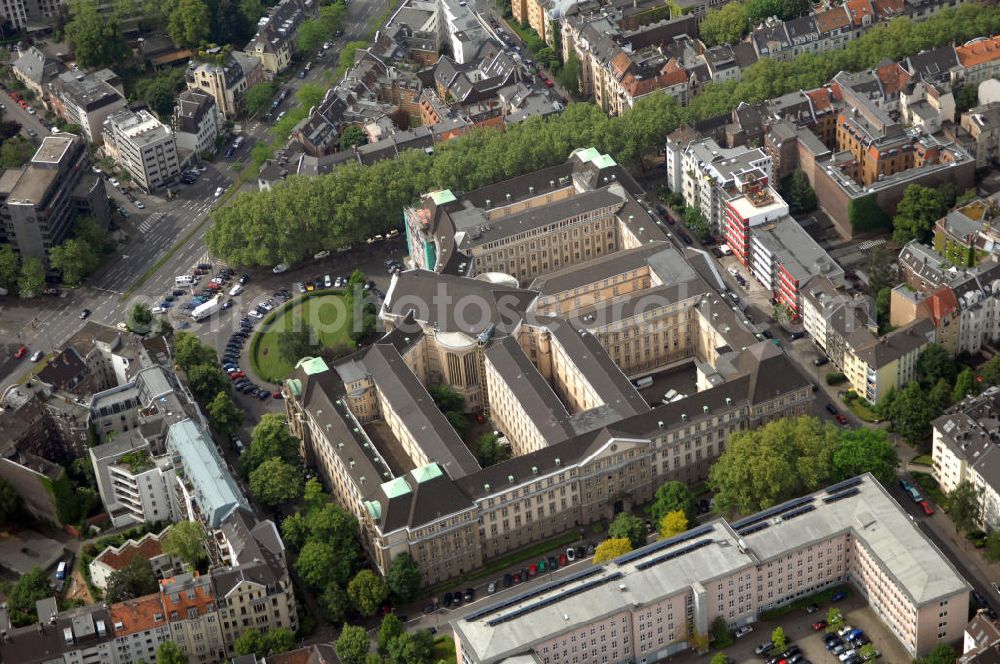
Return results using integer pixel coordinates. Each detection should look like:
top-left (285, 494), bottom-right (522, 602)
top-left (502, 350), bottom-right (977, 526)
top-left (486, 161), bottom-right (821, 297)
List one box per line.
top-left (826, 372), bottom-right (847, 386)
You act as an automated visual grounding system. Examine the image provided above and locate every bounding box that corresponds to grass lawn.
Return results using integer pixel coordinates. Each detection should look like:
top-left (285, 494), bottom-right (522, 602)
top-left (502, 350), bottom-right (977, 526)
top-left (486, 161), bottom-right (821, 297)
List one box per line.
top-left (845, 398), bottom-right (880, 422)
top-left (250, 291), bottom-right (353, 382)
top-left (912, 471), bottom-right (946, 505)
top-left (431, 636), bottom-right (457, 664)
top-left (911, 454), bottom-right (933, 466)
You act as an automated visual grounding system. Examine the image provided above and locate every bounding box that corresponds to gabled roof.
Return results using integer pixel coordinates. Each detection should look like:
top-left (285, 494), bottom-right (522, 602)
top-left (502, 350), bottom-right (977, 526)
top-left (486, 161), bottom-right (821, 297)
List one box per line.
top-left (815, 6), bottom-right (850, 34)
top-left (845, 0), bottom-right (875, 25)
top-left (957, 36), bottom-right (1000, 69)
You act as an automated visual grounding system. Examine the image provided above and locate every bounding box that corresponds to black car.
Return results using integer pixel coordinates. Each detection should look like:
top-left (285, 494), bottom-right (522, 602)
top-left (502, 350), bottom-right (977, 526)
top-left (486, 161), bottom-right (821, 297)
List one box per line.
top-left (814, 356), bottom-right (829, 366)
top-left (503, 573), bottom-right (513, 587)
top-left (679, 233), bottom-right (693, 245)
top-left (790, 331), bottom-right (805, 340)
top-left (172, 289), bottom-right (185, 296)
top-left (825, 403), bottom-right (838, 415)
top-left (761, 329), bottom-right (773, 339)
top-left (548, 555), bottom-right (558, 570)
top-left (443, 592), bottom-right (453, 607)
top-left (464, 588), bottom-right (474, 602)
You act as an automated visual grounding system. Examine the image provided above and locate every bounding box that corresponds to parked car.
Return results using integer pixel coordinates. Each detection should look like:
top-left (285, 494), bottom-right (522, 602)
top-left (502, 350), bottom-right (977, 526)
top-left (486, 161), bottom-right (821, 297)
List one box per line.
top-left (734, 625), bottom-right (753, 638)
top-left (272, 263), bottom-right (289, 274)
top-left (13, 345), bottom-right (27, 359)
top-left (920, 500), bottom-right (935, 515)
top-left (754, 642), bottom-right (774, 656)
top-left (30, 350), bottom-right (44, 362)
top-left (832, 590), bottom-right (848, 602)
top-left (812, 620), bottom-right (828, 631)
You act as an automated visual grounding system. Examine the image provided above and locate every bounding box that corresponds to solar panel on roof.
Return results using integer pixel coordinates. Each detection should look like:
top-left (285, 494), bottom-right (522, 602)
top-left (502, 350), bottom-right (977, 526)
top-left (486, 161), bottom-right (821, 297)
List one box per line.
top-left (736, 522), bottom-right (770, 536)
top-left (730, 496), bottom-right (814, 530)
top-left (463, 567), bottom-right (605, 622)
top-left (823, 487), bottom-right (860, 503)
top-left (780, 504), bottom-right (816, 521)
top-left (485, 572), bottom-right (624, 626)
top-left (635, 539), bottom-right (712, 571)
top-left (824, 477), bottom-right (863, 494)
top-left (613, 524), bottom-right (714, 565)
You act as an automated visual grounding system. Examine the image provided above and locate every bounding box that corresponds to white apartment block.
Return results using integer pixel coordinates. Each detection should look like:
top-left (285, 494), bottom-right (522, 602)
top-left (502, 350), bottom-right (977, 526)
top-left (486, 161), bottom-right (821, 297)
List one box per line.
top-left (453, 475), bottom-right (970, 663)
top-left (90, 438), bottom-right (177, 527)
top-left (933, 387), bottom-right (1000, 529)
top-left (103, 109), bottom-right (180, 192)
top-left (665, 136), bottom-right (773, 230)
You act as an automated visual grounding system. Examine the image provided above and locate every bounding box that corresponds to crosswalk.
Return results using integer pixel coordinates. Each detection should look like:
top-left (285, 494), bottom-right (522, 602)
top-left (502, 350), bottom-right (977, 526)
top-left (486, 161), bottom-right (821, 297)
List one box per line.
top-left (856, 238), bottom-right (886, 251)
top-left (137, 212), bottom-right (166, 234)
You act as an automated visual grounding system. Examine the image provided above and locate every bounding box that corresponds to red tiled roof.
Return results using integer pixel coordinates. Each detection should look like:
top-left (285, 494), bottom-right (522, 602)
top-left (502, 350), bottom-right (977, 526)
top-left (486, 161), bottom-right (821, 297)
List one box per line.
top-left (872, 0), bottom-right (905, 19)
top-left (622, 58), bottom-right (688, 97)
top-left (94, 533), bottom-right (166, 572)
top-left (611, 51), bottom-right (633, 78)
top-left (957, 35), bottom-right (1000, 68)
top-left (928, 287), bottom-right (959, 325)
top-left (874, 62), bottom-right (912, 96)
top-left (845, 0), bottom-right (874, 25)
top-left (814, 6), bottom-right (850, 34)
top-left (804, 87), bottom-right (834, 113)
top-left (160, 575), bottom-right (216, 620)
top-left (110, 594), bottom-right (167, 637)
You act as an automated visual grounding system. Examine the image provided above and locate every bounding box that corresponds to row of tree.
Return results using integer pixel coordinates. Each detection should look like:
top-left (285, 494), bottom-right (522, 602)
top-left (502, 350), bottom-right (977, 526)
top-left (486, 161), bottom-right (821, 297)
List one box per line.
top-left (208, 2), bottom-right (1000, 266)
top-left (877, 344), bottom-right (991, 446)
top-left (699, 0), bottom-right (811, 47)
top-left (336, 616), bottom-right (439, 664)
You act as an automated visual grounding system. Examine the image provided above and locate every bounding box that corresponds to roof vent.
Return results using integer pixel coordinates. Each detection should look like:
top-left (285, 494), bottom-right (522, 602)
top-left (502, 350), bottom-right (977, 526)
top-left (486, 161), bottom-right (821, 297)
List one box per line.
top-left (725, 397), bottom-right (732, 405)
top-left (484, 483), bottom-right (490, 491)
top-left (531, 466), bottom-right (538, 474)
top-left (485, 199), bottom-right (490, 206)
top-left (658, 420), bottom-right (664, 428)
top-left (555, 457), bottom-right (561, 466)
top-left (508, 474), bottom-right (515, 483)
top-left (529, 186), bottom-right (534, 194)
top-left (618, 583), bottom-right (627, 591)
top-left (703, 405), bottom-right (709, 413)
top-left (506, 193), bottom-right (511, 201)
top-left (681, 413), bottom-right (688, 421)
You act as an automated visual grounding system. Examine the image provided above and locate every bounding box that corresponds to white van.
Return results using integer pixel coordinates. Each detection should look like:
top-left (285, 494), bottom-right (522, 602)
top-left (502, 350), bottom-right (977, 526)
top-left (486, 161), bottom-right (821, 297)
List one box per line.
top-left (661, 389), bottom-right (678, 404)
top-left (229, 284), bottom-right (244, 296)
top-left (633, 376), bottom-right (653, 389)
top-left (175, 275), bottom-right (194, 286)
top-left (56, 561), bottom-right (67, 580)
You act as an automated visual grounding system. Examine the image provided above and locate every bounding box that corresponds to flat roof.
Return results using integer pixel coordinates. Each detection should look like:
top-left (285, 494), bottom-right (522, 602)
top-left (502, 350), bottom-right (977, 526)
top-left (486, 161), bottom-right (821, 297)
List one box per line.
top-left (165, 419), bottom-right (248, 527)
top-left (454, 475), bottom-right (969, 663)
top-left (33, 136), bottom-right (73, 164)
top-left (751, 216), bottom-right (844, 284)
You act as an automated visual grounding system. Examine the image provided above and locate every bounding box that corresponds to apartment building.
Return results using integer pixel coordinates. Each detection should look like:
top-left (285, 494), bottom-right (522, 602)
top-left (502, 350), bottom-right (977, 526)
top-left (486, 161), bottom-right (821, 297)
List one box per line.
top-left (933, 387), bottom-right (1000, 530)
top-left (174, 89), bottom-right (223, 155)
top-left (241, 0), bottom-right (311, 76)
top-left (956, 35), bottom-right (1000, 86)
top-left (89, 527), bottom-right (181, 589)
top-left (666, 135), bottom-right (773, 231)
top-left (0, 134), bottom-right (109, 263)
top-left (103, 109), bottom-right (180, 193)
top-left (90, 437), bottom-right (178, 527)
top-left (0, 555), bottom-right (296, 664)
top-left (841, 318), bottom-right (935, 403)
top-left (721, 175), bottom-right (788, 267)
top-left (453, 475), bottom-right (969, 662)
top-left (185, 54), bottom-right (263, 119)
top-left (48, 69), bottom-right (127, 144)
top-left (959, 612), bottom-right (1000, 663)
top-left (746, 216), bottom-right (844, 316)
top-left (894, 242), bottom-right (1000, 355)
top-left (403, 148), bottom-right (650, 285)
top-left (959, 103), bottom-right (1000, 168)
top-left (11, 46), bottom-right (60, 99)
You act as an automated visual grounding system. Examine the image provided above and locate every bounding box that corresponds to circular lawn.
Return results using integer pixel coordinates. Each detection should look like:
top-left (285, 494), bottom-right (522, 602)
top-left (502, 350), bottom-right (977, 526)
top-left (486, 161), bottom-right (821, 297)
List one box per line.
top-left (250, 291), bottom-right (354, 382)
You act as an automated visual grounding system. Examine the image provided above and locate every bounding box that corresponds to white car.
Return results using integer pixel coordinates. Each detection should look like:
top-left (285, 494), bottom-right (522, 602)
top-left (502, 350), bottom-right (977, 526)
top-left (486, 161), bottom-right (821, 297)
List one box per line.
top-left (314, 250), bottom-right (330, 260)
top-left (295, 282), bottom-right (306, 293)
top-left (26, 107), bottom-right (35, 114)
top-left (151, 306), bottom-right (165, 314)
top-left (734, 626), bottom-right (753, 639)
top-left (92, 166), bottom-right (102, 175)
top-left (260, 301), bottom-right (273, 311)
top-left (272, 263), bottom-right (289, 274)
top-left (30, 350), bottom-right (44, 362)
top-left (839, 650), bottom-right (856, 662)
top-left (324, 274), bottom-right (332, 288)
top-left (116, 322), bottom-right (128, 331)
top-left (215, 186), bottom-right (225, 197)
top-left (248, 310), bottom-right (264, 319)
top-left (109, 178), bottom-right (120, 188)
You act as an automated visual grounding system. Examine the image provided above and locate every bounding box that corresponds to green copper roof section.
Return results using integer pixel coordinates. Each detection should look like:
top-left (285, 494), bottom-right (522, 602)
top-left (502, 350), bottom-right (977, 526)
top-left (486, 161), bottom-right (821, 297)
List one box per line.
top-left (411, 463), bottom-right (443, 483)
top-left (430, 189), bottom-right (456, 205)
top-left (574, 147), bottom-right (601, 163)
top-left (364, 500), bottom-right (382, 520)
top-left (286, 378), bottom-right (302, 396)
top-left (382, 476), bottom-right (411, 498)
top-left (295, 356), bottom-right (329, 375)
top-left (593, 153), bottom-right (617, 168)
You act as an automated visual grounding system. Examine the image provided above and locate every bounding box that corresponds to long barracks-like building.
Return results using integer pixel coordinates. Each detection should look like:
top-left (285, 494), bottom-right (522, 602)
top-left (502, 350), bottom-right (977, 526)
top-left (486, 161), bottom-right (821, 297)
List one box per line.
top-left (452, 474), bottom-right (970, 662)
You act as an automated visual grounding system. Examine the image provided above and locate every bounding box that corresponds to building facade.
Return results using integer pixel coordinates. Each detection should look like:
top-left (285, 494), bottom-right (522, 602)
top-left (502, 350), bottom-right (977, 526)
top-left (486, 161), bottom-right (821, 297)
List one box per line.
top-left (103, 109), bottom-right (181, 193)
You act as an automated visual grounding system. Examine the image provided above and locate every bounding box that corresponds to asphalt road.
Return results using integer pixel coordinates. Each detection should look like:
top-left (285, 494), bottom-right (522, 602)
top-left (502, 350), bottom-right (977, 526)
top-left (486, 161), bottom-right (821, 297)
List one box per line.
top-left (0, 87), bottom-right (50, 140)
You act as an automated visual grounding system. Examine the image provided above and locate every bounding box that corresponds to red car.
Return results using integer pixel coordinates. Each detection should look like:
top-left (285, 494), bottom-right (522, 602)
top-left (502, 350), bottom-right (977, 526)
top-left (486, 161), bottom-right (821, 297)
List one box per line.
top-left (206, 282), bottom-right (221, 290)
top-left (528, 564), bottom-right (537, 577)
top-left (835, 414), bottom-right (848, 426)
top-left (512, 573), bottom-right (522, 584)
top-left (542, 78), bottom-right (554, 87)
top-left (13, 345), bottom-right (27, 359)
top-left (229, 371), bottom-right (245, 380)
top-left (920, 500), bottom-right (935, 515)
top-left (271, 391), bottom-right (283, 399)
top-left (559, 553), bottom-right (568, 566)
top-left (812, 620), bottom-right (828, 631)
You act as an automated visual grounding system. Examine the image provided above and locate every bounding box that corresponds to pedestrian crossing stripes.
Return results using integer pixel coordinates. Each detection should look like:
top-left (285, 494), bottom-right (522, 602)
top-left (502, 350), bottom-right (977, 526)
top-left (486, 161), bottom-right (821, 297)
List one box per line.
top-left (137, 212), bottom-right (165, 234)
top-left (856, 238), bottom-right (885, 251)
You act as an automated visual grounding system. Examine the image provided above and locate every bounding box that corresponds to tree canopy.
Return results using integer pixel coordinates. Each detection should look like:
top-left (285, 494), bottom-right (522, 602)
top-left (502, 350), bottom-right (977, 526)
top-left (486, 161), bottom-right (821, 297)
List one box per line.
top-left (608, 512), bottom-right (646, 548)
top-left (593, 537), bottom-right (632, 563)
top-left (386, 552), bottom-right (421, 602)
top-left (249, 458), bottom-right (304, 507)
top-left (168, 0), bottom-right (211, 47)
top-left (700, 2), bottom-right (748, 46)
top-left (709, 416), bottom-right (899, 514)
top-left (892, 184), bottom-right (955, 244)
top-left (649, 480), bottom-right (697, 524)
top-left (243, 413), bottom-right (302, 474)
top-left (347, 569), bottom-right (389, 617)
top-left (658, 510), bottom-right (688, 539)
top-left (106, 557), bottom-right (159, 602)
top-left (163, 521), bottom-right (206, 566)
top-left (65, 0), bottom-right (129, 68)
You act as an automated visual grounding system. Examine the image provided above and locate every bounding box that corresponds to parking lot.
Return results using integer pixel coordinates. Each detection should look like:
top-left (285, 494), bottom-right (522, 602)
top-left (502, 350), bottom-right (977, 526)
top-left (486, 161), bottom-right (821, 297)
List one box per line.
top-left (661, 590), bottom-right (912, 664)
